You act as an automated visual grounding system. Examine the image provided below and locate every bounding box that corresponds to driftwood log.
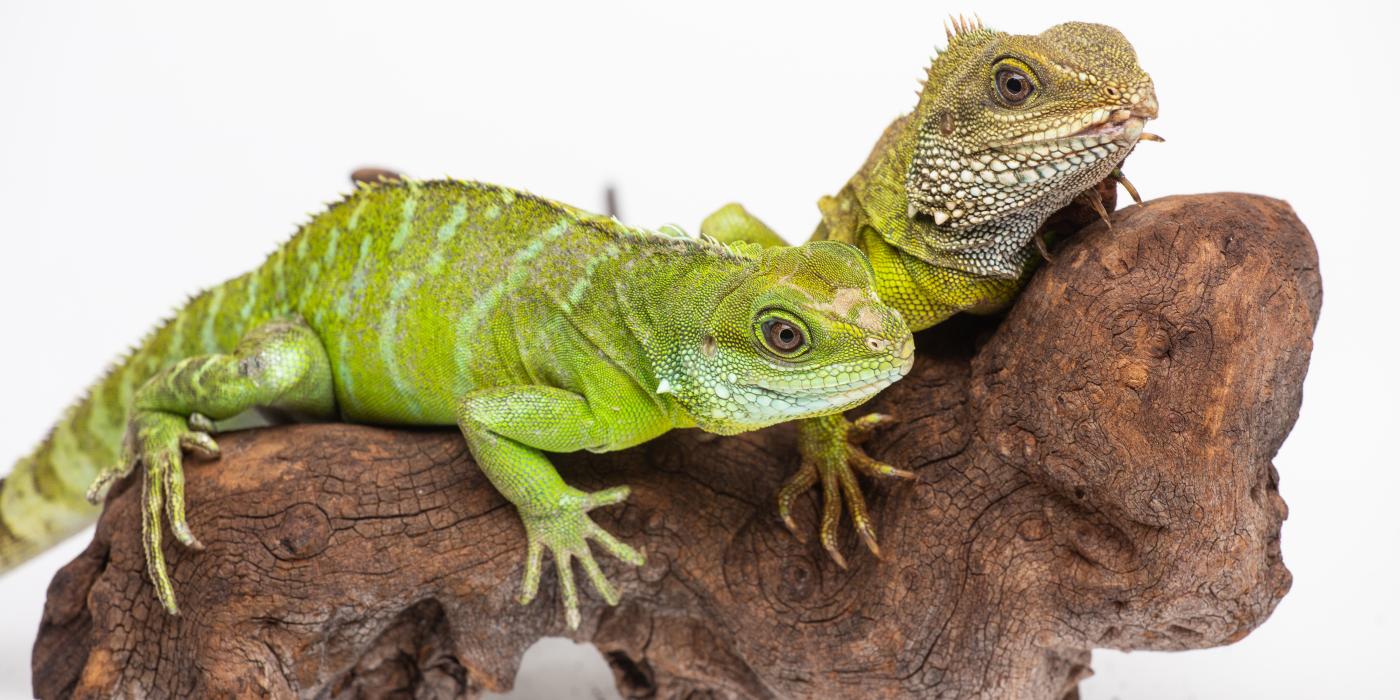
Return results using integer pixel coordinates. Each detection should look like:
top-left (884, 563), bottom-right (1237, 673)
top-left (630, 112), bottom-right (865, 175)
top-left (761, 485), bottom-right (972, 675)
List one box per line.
top-left (33, 190), bottom-right (1320, 699)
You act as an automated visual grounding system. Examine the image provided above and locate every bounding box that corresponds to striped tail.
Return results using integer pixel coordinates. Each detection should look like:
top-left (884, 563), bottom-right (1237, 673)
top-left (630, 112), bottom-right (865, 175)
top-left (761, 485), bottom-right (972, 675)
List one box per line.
top-left (0, 271), bottom-right (265, 571)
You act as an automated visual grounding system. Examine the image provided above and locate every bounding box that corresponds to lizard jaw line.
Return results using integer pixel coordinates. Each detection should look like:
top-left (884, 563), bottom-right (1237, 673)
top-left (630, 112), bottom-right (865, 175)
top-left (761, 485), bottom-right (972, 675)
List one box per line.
top-left (1071, 112), bottom-right (1147, 142)
top-left (741, 362), bottom-right (909, 415)
top-left (999, 107), bottom-right (1150, 149)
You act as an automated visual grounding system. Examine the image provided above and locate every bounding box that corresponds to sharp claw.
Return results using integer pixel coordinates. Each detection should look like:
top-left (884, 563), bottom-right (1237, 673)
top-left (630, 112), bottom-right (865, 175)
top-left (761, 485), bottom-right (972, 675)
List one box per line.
top-left (171, 523), bottom-right (204, 550)
top-left (1110, 168), bottom-right (1144, 207)
top-left (1139, 132), bottom-right (1165, 142)
top-left (1081, 187), bottom-right (1113, 229)
top-left (860, 527), bottom-right (882, 559)
top-left (1033, 231), bottom-right (1055, 263)
top-left (874, 461), bottom-right (918, 480)
top-left (781, 514), bottom-right (803, 541)
top-left (566, 607), bottom-right (581, 631)
top-left (825, 543), bottom-right (848, 570)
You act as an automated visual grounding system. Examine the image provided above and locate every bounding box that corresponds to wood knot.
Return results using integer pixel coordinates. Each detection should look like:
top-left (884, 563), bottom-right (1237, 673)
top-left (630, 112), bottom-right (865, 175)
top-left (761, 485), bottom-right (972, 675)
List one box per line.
top-left (777, 557), bottom-right (818, 603)
top-left (1117, 360), bottom-right (1149, 391)
top-left (268, 502), bottom-right (332, 560)
top-left (1146, 327), bottom-right (1173, 358)
top-left (1017, 517), bottom-right (1049, 541)
top-left (1069, 519), bottom-right (1135, 572)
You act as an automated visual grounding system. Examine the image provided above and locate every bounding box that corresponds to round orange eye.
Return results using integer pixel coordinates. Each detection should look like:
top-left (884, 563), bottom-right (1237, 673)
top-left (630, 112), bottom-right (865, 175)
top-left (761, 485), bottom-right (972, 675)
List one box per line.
top-left (763, 319), bottom-right (804, 353)
top-left (996, 68), bottom-right (1034, 104)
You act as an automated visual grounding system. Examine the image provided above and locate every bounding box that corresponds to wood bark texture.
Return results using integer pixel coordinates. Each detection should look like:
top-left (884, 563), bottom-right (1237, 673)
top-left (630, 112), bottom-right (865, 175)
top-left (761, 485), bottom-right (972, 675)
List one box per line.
top-left (33, 190), bottom-right (1320, 699)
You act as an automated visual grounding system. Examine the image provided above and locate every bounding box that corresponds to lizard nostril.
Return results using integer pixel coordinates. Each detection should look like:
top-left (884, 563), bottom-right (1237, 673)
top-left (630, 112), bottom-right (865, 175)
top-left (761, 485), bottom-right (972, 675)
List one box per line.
top-left (866, 338), bottom-right (890, 352)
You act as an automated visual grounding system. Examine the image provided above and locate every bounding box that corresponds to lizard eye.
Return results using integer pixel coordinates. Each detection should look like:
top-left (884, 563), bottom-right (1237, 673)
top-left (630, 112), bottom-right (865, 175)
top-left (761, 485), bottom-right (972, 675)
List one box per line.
top-left (755, 310), bottom-right (811, 359)
top-left (996, 68), bottom-right (1034, 105)
top-left (764, 319), bottom-right (804, 352)
top-left (756, 312), bottom-right (809, 359)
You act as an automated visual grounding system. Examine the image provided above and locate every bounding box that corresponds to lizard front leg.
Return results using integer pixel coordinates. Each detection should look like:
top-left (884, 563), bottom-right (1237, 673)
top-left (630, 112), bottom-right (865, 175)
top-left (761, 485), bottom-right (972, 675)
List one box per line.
top-left (778, 413), bottom-right (914, 567)
top-left (87, 318), bottom-right (335, 613)
top-left (457, 385), bottom-right (646, 630)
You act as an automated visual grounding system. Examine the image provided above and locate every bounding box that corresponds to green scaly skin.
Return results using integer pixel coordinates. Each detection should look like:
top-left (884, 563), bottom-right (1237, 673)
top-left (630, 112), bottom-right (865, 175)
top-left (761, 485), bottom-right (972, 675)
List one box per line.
top-left (701, 19), bottom-right (1159, 565)
top-left (2, 179), bottom-right (914, 629)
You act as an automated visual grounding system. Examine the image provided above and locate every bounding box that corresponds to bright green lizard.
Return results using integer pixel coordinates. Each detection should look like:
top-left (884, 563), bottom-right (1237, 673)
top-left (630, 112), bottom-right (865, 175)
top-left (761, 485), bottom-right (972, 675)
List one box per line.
top-left (700, 19), bottom-right (1159, 564)
top-left (0, 179), bottom-right (914, 628)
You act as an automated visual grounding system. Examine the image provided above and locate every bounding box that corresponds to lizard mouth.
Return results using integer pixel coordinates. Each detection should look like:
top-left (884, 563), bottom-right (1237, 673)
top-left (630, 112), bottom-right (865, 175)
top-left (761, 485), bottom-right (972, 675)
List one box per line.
top-left (1071, 109), bottom-right (1148, 142)
top-left (1001, 107), bottom-right (1152, 149)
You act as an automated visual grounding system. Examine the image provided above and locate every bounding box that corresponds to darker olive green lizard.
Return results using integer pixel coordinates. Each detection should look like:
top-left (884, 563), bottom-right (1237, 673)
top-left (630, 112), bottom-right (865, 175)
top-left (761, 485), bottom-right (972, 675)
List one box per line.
top-left (701, 18), bottom-right (1160, 564)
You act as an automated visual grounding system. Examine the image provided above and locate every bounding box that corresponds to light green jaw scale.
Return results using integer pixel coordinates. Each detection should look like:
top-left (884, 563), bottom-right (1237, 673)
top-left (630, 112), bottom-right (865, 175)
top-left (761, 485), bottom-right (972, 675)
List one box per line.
top-left (2, 178), bottom-right (911, 629)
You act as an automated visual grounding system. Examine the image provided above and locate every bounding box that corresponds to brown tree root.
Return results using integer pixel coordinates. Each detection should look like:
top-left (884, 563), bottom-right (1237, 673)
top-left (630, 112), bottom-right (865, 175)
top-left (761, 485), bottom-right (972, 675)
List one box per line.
top-left (33, 192), bottom-right (1320, 699)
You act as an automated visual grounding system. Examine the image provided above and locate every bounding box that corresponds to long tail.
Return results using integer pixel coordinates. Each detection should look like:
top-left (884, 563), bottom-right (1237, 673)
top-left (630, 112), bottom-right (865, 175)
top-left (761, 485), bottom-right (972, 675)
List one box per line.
top-left (0, 271), bottom-right (264, 571)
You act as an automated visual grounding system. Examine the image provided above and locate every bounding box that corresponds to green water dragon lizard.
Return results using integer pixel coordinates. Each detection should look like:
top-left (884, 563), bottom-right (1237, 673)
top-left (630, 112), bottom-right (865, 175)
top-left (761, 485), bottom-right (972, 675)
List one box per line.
top-left (0, 179), bottom-right (913, 628)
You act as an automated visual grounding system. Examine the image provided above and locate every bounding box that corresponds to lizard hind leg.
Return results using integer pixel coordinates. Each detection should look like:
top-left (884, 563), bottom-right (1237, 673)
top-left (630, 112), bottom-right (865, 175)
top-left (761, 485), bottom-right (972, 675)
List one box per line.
top-left (88, 317), bottom-right (335, 614)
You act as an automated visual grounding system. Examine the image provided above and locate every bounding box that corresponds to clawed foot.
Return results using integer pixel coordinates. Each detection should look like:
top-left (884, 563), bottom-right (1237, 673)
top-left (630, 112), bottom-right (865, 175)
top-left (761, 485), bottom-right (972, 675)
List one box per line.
top-left (86, 411), bottom-right (220, 614)
top-left (516, 485), bottom-right (645, 630)
top-left (777, 413), bottom-right (914, 568)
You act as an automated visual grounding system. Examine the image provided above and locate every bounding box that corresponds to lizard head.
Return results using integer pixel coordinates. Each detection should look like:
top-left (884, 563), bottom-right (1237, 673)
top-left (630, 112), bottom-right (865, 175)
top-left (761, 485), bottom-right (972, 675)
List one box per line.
top-left (659, 241), bottom-right (914, 435)
top-left (898, 19), bottom-right (1157, 274)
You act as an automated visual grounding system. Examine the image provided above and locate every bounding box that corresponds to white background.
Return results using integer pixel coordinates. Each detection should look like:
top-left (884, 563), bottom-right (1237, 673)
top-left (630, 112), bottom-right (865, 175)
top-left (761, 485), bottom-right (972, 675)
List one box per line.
top-left (1, 1), bottom-right (1396, 698)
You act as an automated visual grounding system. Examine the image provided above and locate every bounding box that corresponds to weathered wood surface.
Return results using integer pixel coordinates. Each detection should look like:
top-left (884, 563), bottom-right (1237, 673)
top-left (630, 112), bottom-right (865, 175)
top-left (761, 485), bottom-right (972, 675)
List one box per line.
top-left (34, 192), bottom-right (1319, 699)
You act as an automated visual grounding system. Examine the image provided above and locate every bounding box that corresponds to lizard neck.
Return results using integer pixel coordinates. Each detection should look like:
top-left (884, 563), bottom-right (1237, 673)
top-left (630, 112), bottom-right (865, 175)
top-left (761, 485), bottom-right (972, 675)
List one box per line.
top-left (831, 102), bottom-right (1139, 280)
top-left (611, 244), bottom-right (754, 430)
top-left (823, 114), bottom-right (1041, 279)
